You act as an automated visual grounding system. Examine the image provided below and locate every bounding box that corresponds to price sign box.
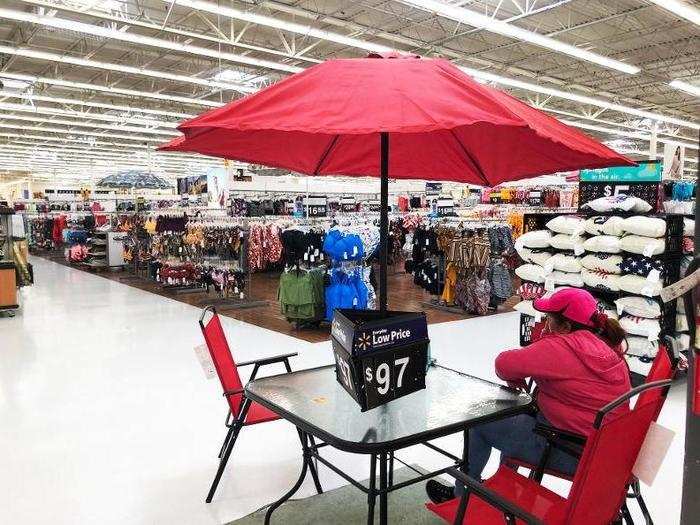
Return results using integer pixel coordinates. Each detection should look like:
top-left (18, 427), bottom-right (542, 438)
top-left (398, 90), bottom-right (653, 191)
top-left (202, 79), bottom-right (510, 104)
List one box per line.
top-left (331, 309), bottom-right (429, 411)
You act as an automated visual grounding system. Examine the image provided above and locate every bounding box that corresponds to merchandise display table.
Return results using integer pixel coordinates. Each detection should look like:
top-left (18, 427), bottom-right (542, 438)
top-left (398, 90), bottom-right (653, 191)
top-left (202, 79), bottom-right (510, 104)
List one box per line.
top-left (245, 364), bottom-right (532, 524)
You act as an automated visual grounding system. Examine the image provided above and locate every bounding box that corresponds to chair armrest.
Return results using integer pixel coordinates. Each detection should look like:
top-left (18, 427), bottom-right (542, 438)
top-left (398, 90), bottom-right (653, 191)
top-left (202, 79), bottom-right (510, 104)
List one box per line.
top-left (533, 422), bottom-right (586, 445)
top-left (533, 423), bottom-right (585, 458)
top-left (222, 388), bottom-right (244, 398)
top-left (445, 468), bottom-right (545, 525)
top-left (237, 352), bottom-right (298, 368)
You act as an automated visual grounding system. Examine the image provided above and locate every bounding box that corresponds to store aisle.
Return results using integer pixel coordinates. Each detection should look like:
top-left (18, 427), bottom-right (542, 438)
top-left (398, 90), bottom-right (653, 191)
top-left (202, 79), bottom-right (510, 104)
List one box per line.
top-left (0, 257), bottom-right (685, 524)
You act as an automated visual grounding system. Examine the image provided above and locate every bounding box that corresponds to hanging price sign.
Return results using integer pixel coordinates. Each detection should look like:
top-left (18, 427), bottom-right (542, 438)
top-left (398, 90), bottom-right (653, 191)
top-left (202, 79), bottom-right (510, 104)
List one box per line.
top-left (304, 195), bottom-right (328, 217)
top-left (341, 196), bottom-right (357, 212)
top-left (369, 200), bottom-right (381, 212)
top-left (437, 197), bottom-right (455, 217)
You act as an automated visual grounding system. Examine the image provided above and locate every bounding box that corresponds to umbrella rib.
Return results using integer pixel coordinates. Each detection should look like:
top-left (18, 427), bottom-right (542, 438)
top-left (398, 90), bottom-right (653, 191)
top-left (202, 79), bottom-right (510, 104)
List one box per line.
top-left (312, 135), bottom-right (340, 175)
top-left (448, 130), bottom-right (490, 186)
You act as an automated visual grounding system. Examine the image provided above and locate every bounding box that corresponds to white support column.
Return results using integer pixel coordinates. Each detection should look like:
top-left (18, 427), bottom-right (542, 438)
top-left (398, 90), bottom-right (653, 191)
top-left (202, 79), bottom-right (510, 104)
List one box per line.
top-left (650, 121), bottom-right (659, 160)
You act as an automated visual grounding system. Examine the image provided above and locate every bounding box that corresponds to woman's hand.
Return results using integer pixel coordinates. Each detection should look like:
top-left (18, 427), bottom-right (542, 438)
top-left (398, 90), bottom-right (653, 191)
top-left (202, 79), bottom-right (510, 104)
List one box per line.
top-left (507, 379), bottom-right (529, 391)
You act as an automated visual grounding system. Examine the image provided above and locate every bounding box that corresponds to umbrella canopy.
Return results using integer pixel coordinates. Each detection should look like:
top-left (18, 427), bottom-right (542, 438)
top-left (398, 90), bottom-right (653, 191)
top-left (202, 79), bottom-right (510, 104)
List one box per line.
top-left (165, 56), bottom-right (633, 185)
top-left (161, 54), bottom-right (634, 312)
top-left (96, 170), bottom-right (172, 190)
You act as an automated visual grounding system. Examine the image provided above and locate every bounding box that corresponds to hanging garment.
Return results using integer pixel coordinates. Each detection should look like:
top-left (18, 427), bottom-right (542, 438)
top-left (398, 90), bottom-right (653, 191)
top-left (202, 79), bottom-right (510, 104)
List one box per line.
top-left (324, 269), bottom-right (368, 321)
top-left (278, 269), bottom-right (325, 321)
top-left (441, 262), bottom-right (458, 305)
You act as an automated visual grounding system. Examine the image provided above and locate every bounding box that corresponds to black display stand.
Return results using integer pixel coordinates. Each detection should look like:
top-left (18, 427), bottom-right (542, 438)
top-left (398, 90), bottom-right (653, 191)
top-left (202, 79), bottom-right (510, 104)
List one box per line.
top-left (331, 309), bottom-right (429, 411)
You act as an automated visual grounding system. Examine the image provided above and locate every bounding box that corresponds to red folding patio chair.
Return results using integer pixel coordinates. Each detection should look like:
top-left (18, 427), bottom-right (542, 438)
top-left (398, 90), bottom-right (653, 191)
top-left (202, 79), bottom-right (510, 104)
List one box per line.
top-left (502, 342), bottom-right (677, 524)
top-left (426, 379), bottom-right (672, 525)
top-left (199, 306), bottom-right (323, 503)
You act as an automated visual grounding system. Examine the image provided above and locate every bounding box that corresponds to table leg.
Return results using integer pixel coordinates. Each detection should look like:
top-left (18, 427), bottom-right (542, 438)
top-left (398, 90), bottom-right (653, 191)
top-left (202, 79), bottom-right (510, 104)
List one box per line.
top-left (264, 428), bottom-right (310, 525)
top-left (379, 452), bottom-right (388, 525)
top-left (300, 431), bottom-right (323, 494)
top-left (367, 454), bottom-right (377, 525)
top-left (461, 429), bottom-right (469, 475)
top-left (388, 451), bottom-right (394, 488)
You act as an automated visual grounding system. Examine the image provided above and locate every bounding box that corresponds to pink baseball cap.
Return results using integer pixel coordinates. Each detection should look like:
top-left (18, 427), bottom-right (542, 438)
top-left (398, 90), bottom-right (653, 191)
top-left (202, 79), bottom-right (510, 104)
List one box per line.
top-left (533, 288), bottom-right (598, 327)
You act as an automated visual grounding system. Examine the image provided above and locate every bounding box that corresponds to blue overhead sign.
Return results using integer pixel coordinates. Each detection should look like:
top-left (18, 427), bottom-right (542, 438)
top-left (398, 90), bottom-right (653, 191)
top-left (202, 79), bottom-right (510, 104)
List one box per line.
top-left (580, 161), bottom-right (661, 182)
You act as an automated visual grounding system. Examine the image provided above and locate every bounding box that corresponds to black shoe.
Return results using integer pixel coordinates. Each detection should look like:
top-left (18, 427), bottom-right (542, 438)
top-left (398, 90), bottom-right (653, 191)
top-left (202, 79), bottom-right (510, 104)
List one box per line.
top-left (426, 479), bottom-right (454, 504)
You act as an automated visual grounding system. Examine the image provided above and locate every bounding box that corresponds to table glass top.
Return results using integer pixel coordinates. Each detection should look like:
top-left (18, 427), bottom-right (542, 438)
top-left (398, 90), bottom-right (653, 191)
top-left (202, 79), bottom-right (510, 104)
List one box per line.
top-left (245, 365), bottom-right (532, 450)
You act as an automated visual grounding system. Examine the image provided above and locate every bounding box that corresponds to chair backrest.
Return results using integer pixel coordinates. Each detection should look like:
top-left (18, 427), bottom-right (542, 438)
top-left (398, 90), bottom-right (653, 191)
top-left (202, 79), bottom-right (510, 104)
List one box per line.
top-left (199, 306), bottom-right (244, 416)
top-left (563, 380), bottom-right (671, 525)
top-left (636, 343), bottom-right (676, 420)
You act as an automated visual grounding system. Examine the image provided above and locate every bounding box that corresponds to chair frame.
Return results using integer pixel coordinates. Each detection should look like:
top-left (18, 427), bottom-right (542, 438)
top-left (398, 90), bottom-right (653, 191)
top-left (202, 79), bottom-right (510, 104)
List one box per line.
top-left (446, 380), bottom-right (672, 525)
top-left (198, 306), bottom-right (323, 503)
top-left (504, 342), bottom-right (677, 525)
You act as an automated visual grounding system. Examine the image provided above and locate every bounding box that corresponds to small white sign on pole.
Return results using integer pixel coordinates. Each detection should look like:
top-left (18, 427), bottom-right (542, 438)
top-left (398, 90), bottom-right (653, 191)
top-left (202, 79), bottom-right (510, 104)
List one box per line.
top-left (633, 421), bottom-right (675, 486)
top-left (194, 344), bottom-right (216, 379)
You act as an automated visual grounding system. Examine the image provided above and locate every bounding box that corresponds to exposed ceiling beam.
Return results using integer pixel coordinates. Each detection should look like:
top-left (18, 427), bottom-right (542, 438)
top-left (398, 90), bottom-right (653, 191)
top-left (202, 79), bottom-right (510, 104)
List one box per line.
top-left (0, 7), bottom-right (304, 74)
top-left (19, 0), bottom-right (322, 64)
top-left (157, 0), bottom-right (393, 53)
top-left (398, 1), bottom-right (639, 74)
top-left (0, 44), bottom-right (255, 94)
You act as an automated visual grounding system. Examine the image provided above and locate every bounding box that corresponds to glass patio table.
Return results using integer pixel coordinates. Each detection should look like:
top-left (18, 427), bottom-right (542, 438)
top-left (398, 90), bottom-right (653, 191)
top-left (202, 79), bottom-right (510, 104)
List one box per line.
top-left (245, 363), bottom-right (533, 525)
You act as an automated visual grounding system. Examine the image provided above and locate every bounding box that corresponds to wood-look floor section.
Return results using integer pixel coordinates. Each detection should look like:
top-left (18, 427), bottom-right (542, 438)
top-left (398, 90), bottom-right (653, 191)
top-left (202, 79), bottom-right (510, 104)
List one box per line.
top-left (35, 251), bottom-right (515, 343)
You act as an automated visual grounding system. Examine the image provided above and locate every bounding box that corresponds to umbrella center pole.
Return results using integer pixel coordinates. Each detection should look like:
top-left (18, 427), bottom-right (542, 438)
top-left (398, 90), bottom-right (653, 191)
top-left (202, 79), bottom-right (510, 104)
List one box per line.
top-left (379, 132), bottom-right (389, 315)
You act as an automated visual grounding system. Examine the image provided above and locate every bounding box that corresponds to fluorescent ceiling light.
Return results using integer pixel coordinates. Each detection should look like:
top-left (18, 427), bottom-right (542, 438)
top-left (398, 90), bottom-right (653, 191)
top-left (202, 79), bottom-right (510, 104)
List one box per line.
top-left (160, 0), bottom-right (393, 54)
top-left (3, 12), bottom-right (695, 132)
top-left (0, 146), bottom-right (218, 168)
top-left (458, 65), bottom-right (699, 130)
top-left (0, 90), bottom-right (195, 119)
top-left (0, 101), bottom-right (176, 128)
top-left (0, 134), bottom-right (225, 166)
top-left (670, 79), bottom-right (700, 98)
top-left (0, 112), bottom-right (178, 136)
top-left (18, 0), bottom-right (321, 64)
top-left (400, 0), bottom-right (640, 74)
top-left (0, 8), bottom-right (303, 74)
top-left (0, 76), bottom-right (32, 90)
top-left (65, 0), bottom-right (125, 13)
top-left (0, 122), bottom-right (168, 142)
top-left (541, 107), bottom-right (699, 148)
top-left (647, 0), bottom-right (700, 26)
top-left (212, 69), bottom-right (267, 86)
top-left (0, 44), bottom-right (254, 94)
top-left (0, 142), bottom-right (221, 164)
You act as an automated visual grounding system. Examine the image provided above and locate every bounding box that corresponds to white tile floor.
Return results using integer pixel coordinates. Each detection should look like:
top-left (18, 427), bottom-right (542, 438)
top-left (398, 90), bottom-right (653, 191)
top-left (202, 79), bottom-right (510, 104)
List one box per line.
top-left (0, 257), bottom-right (686, 524)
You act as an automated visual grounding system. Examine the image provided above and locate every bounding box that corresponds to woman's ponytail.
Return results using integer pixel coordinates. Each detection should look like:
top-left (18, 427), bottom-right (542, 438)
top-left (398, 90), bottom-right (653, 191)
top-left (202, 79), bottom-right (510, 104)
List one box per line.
top-left (599, 317), bottom-right (627, 351)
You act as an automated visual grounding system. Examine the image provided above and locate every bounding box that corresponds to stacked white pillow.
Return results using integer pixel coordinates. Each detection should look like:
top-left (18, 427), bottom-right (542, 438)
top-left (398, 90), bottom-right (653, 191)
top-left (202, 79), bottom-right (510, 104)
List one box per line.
top-left (581, 254), bottom-right (622, 274)
top-left (620, 315), bottom-right (661, 341)
top-left (625, 354), bottom-right (654, 376)
top-left (545, 253), bottom-right (582, 273)
top-left (516, 224), bottom-right (586, 291)
top-left (618, 274), bottom-right (662, 296)
top-left (582, 195), bottom-right (652, 213)
top-left (583, 235), bottom-right (622, 254)
top-left (616, 297), bottom-right (662, 358)
top-left (621, 216), bottom-right (666, 238)
top-left (584, 216), bottom-right (626, 237)
top-left (615, 296), bottom-right (661, 318)
top-left (549, 233), bottom-right (586, 252)
top-left (581, 268), bottom-right (620, 291)
top-left (517, 247), bottom-right (553, 266)
top-left (516, 230), bottom-right (552, 249)
top-left (548, 270), bottom-right (584, 287)
top-left (515, 263), bottom-right (546, 283)
top-left (620, 236), bottom-right (665, 256)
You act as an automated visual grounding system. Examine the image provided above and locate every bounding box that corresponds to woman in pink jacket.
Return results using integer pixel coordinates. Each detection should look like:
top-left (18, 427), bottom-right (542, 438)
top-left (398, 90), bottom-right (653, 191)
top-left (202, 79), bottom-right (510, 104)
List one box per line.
top-left (427, 288), bottom-right (631, 503)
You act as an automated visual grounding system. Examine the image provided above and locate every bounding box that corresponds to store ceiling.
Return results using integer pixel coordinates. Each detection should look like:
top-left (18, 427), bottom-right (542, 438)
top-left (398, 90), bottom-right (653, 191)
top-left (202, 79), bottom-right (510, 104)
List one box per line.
top-left (0, 0), bottom-right (698, 184)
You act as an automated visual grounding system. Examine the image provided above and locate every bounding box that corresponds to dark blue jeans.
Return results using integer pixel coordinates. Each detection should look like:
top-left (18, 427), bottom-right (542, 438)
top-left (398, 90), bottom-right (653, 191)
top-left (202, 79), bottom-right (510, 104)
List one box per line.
top-left (455, 413), bottom-right (579, 495)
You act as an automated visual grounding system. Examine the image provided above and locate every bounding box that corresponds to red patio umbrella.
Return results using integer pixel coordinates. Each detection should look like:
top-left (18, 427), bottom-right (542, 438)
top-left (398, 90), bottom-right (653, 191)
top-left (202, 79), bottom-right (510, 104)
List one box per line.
top-left (160, 54), bottom-right (634, 312)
